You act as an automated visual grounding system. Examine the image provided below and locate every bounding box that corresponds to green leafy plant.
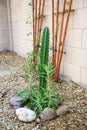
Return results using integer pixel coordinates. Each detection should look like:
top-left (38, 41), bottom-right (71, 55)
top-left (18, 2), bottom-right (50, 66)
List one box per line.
top-left (17, 26), bottom-right (62, 116)
top-left (28, 65), bottom-right (62, 115)
top-left (27, 64), bottom-right (62, 115)
top-left (22, 51), bottom-right (40, 88)
top-left (17, 63), bottom-right (62, 116)
top-left (41, 64), bottom-right (62, 110)
top-left (17, 88), bottom-right (30, 103)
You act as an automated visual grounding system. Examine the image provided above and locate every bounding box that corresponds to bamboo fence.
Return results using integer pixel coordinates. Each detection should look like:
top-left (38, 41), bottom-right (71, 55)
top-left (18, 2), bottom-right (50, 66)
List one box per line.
top-left (32, 0), bottom-right (74, 81)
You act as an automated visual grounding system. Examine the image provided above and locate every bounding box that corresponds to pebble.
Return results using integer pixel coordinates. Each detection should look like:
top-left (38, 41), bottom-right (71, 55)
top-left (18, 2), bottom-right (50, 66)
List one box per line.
top-left (32, 125), bottom-right (39, 130)
top-left (0, 93), bottom-right (3, 98)
top-left (56, 105), bottom-right (70, 116)
top-left (36, 118), bottom-right (41, 123)
top-left (0, 109), bottom-right (3, 113)
top-left (40, 107), bottom-right (56, 121)
top-left (16, 108), bottom-right (36, 122)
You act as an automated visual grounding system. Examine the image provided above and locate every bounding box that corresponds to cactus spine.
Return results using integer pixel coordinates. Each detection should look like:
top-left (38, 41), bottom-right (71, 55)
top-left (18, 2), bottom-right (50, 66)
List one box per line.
top-left (39, 26), bottom-right (50, 91)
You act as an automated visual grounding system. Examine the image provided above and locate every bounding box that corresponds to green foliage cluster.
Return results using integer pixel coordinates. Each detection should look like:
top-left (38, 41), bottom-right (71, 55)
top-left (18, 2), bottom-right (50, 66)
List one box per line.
top-left (22, 51), bottom-right (40, 88)
top-left (17, 64), bottom-right (62, 115)
top-left (27, 86), bottom-right (62, 116)
top-left (17, 27), bottom-right (62, 116)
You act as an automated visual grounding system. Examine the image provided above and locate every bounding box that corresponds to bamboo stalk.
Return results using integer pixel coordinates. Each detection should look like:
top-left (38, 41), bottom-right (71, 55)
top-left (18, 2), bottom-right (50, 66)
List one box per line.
top-left (55, 0), bottom-right (73, 80)
top-left (32, 0), bottom-right (36, 62)
top-left (55, 0), bottom-right (66, 80)
top-left (32, 0), bottom-right (35, 51)
top-left (54, 0), bottom-right (59, 67)
top-left (34, 0), bottom-right (37, 51)
top-left (52, 0), bottom-right (55, 65)
top-left (37, 0), bottom-right (45, 52)
top-left (38, 0), bottom-right (41, 30)
top-left (35, 0), bottom-right (41, 52)
top-left (63, 0), bottom-right (73, 49)
top-left (39, 0), bottom-right (45, 36)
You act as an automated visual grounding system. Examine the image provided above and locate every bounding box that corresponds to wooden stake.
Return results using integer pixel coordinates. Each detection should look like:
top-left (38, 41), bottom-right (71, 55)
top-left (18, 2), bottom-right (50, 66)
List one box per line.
top-left (37, 0), bottom-right (45, 52)
top-left (38, 0), bottom-right (41, 30)
top-left (32, 0), bottom-right (35, 51)
top-left (35, 0), bottom-right (41, 52)
top-left (34, 0), bottom-right (37, 51)
top-left (52, 0), bottom-right (55, 65)
top-left (55, 0), bottom-right (66, 80)
top-left (54, 0), bottom-right (59, 67)
top-left (55, 0), bottom-right (73, 80)
top-left (39, 0), bottom-right (45, 36)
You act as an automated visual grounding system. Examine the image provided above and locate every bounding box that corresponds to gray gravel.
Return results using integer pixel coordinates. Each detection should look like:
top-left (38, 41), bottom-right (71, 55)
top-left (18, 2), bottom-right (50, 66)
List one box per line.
top-left (0, 52), bottom-right (87, 130)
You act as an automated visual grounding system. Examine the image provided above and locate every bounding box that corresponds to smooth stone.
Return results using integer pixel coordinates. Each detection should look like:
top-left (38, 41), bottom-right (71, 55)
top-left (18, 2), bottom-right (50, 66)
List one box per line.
top-left (56, 105), bottom-right (70, 116)
top-left (40, 107), bottom-right (56, 121)
top-left (10, 96), bottom-right (23, 107)
top-left (16, 108), bottom-right (36, 122)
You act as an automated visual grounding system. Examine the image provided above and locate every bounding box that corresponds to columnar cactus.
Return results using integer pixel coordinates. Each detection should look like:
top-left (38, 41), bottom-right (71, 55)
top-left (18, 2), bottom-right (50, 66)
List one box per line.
top-left (39, 26), bottom-right (50, 91)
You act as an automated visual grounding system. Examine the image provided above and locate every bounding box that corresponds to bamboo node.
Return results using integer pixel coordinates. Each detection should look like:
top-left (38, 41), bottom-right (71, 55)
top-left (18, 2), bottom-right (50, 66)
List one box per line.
top-left (35, 44), bottom-right (41, 49)
top-left (38, 29), bottom-right (41, 32)
top-left (34, 32), bottom-right (36, 34)
top-left (54, 48), bottom-right (57, 52)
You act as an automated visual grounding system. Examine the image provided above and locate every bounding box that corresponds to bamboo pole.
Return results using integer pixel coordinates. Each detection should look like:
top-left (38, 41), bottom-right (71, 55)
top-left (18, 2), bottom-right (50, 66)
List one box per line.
top-left (63, 0), bottom-right (73, 48)
top-left (38, 0), bottom-right (41, 30)
top-left (40, 0), bottom-right (45, 28)
top-left (32, 0), bottom-right (36, 62)
top-left (39, 0), bottom-right (45, 37)
top-left (36, 0), bottom-right (45, 52)
top-left (55, 0), bottom-right (66, 80)
top-left (55, 0), bottom-right (73, 80)
top-left (32, 0), bottom-right (35, 51)
top-left (34, 0), bottom-right (37, 51)
top-left (54, 0), bottom-right (59, 67)
top-left (52, 0), bottom-right (55, 65)
top-left (35, 0), bottom-right (41, 52)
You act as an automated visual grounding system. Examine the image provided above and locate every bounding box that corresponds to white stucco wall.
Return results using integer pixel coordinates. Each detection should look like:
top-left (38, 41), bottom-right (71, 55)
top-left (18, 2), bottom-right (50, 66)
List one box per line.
top-left (0, 0), bottom-right (9, 51)
top-left (8, 0), bottom-right (87, 88)
top-left (61, 0), bottom-right (87, 88)
top-left (10, 0), bottom-right (33, 57)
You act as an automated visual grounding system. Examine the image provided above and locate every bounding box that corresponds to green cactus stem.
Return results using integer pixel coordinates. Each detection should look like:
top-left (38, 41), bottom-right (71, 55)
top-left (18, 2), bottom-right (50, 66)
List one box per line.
top-left (39, 26), bottom-right (50, 92)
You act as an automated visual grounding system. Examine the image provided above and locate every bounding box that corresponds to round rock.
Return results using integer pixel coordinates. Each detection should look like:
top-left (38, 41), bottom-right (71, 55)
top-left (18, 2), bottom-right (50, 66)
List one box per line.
top-left (56, 105), bottom-right (70, 116)
top-left (10, 96), bottom-right (23, 107)
top-left (16, 108), bottom-right (36, 122)
top-left (40, 107), bottom-right (56, 121)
